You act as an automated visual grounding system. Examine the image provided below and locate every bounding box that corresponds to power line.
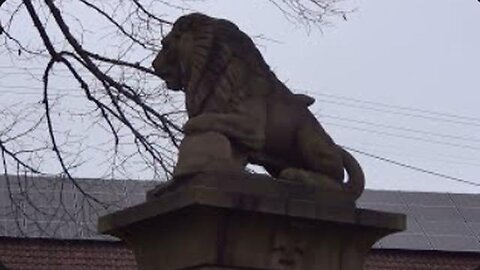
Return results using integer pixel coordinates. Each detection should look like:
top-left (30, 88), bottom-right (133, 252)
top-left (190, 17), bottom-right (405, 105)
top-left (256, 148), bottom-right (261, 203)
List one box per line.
top-left (315, 98), bottom-right (480, 128)
top-left (3, 85), bottom-right (480, 148)
top-left (0, 91), bottom-right (85, 98)
top-left (0, 65), bottom-right (152, 75)
top-left (320, 114), bottom-right (480, 143)
top-left (349, 145), bottom-right (480, 167)
top-left (2, 83), bottom-right (478, 129)
top-left (2, 88), bottom-right (479, 151)
top-left (1, 78), bottom-right (478, 187)
top-left (326, 122), bottom-right (480, 151)
top-left (343, 145), bottom-right (480, 188)
top-left (2, 71), bottom-right (478, 126)
top-left (0, 71), bottom-right (75, 78)
top-left (0, 70), bottom-right (475, 121)
top-left (0, 85), bottom-right (80, 91)
top-left (349, 141), bottom-right (480, 165)
top-left (310, 91), bottom-right (480, 123)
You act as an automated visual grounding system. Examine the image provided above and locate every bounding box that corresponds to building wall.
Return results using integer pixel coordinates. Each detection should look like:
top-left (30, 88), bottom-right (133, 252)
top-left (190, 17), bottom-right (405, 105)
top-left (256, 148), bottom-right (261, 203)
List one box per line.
top-left (1, 237), bottom-right (479, 270)
top-left (0, 238), bottom-right (135, 270)
top-left (366, 249), bottom-right (480, 270)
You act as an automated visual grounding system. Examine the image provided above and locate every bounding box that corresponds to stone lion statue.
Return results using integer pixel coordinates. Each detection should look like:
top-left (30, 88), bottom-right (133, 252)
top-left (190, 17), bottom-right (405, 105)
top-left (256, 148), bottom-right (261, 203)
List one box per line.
top-left (152, 13), bottom-right (365, 199)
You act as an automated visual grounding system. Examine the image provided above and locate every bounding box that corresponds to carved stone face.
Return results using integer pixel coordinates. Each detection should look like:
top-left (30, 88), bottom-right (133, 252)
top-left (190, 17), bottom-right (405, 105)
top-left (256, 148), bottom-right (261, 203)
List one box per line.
top-left (152, 31), bottom-right (184, 91)
top-left (270, 228), bottom-right (306, 270)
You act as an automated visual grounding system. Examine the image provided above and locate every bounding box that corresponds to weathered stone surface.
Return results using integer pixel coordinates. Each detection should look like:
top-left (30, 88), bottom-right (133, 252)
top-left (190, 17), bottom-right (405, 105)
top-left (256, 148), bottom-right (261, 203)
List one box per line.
top-left (146, 172), bottom-right (357, 207)
top-left (151, 13), bottom-right (365, 200)
top-left (99, 173), bottom-right (405, 270)
top-left (173, 132), bottom-right (247, 177)
top-left (100, 13), bottom-right (406, 270)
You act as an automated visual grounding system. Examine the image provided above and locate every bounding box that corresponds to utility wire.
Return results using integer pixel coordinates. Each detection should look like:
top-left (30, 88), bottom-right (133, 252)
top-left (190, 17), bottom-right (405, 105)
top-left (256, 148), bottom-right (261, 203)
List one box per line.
top-left (326, 122), bottom-right (480, 151)
top-left (3, 85), bottom-right (480, 148)
top-left (4, 83), bottom-right (480, 129)
top-left (349, 140), bottom-right (480, 164)
top-left (0, 91), bottom-right (85, 98)
top-left (343, 145), bottom-right (480, 188)
top-left (0, 71), bottom-right (79, 78)
top-left (0, 85), bottom-right (80, 91)
top-left (2, 68), bottom-right (478, 121)
top-left (1, 70), bottom-right (479, 187)
top-left (351, 145), bottom-right (480, 167)
top-left (311, 91), bottom-right (480, 123)
top-left (321, 114), bottom-right (480, 143)
top-left (0, 65), bottom-right (152, 75)
top-left (3, 69), bottom-right (479, 125)
top-left (315, 98), bottom-right (480, 128)
top-left (305, 90), bottom-right (480, 124)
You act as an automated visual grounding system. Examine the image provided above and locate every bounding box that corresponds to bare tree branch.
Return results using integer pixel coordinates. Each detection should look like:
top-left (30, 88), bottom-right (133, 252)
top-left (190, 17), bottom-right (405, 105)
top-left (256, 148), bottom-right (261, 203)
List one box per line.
top-left (0, 0), bottom-right (350, 237)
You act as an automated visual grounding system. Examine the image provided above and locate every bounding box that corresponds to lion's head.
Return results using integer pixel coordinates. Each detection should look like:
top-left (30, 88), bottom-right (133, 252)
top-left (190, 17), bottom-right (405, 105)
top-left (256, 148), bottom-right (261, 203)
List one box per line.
top-left (151, 29), bottom-right (183, 91)
top-left (152, 13), bottom-right (280, 117)
top-left (152, 13), bottom-right (213, 91)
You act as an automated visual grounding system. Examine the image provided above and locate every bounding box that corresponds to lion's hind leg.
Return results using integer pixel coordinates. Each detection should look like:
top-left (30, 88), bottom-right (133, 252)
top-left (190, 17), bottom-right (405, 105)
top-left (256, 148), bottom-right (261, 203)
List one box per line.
top-left (298, 124), bottom-right (345, 181)
top-left (278, 124), bottom-right (345, 189)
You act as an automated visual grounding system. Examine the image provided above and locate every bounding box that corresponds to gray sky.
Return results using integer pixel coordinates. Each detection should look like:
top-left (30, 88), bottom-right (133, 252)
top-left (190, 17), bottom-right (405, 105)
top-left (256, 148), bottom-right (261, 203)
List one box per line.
top-left (191, 0), bottom-right (480, 193)
top-left (1, 0), bottom-right (480, 193)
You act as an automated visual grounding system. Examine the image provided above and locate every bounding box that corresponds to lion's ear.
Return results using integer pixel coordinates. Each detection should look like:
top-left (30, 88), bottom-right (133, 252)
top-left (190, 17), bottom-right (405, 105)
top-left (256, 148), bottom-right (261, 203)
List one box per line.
top-left (294, 94), bottom-right (316, 107)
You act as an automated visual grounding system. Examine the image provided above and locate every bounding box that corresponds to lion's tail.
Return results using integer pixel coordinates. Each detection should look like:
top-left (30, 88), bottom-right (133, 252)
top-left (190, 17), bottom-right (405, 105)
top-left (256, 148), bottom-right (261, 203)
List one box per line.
top-left (340, 147), bottom-right (365, 200)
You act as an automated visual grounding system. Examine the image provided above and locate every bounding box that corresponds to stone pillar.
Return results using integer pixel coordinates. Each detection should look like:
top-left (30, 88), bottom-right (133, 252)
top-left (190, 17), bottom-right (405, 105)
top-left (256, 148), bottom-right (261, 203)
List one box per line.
top-left (98, 172), bottom-right (405, 270)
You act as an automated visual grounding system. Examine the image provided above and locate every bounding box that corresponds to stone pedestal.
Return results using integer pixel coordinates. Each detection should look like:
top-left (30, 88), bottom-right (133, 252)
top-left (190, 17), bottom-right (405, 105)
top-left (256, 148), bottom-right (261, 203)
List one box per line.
top-left (98, 172), bottom-right (405, 270)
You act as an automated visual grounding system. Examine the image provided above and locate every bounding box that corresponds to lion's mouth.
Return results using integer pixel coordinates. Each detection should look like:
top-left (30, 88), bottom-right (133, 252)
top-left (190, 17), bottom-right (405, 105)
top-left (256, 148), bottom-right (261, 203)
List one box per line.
top-left (153, 68), bottom-right (183, 91)
top-left (164, 78), bottom-right (183, 91)
top-left (161, 73), bottom-right (183, 91)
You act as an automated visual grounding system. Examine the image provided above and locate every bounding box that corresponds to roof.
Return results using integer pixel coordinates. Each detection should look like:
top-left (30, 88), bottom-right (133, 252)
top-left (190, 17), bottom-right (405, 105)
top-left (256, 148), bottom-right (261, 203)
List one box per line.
top-left (0, 174), bottom-right (153, 241)
top-left (358, 189), bottom-right (480, 252)
top-left (1, 174), bottom-right (480, 252)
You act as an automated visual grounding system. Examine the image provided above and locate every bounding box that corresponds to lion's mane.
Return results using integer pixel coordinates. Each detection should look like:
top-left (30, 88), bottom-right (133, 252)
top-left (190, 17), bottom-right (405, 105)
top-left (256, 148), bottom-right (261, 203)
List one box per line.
top-left (172, 13), bottom-right (291, 117)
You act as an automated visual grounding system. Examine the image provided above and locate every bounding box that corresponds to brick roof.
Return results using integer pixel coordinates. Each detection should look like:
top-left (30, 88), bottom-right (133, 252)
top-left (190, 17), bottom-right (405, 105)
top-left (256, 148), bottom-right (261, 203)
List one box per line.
top-left (1, 174), bottom-right (480, 252)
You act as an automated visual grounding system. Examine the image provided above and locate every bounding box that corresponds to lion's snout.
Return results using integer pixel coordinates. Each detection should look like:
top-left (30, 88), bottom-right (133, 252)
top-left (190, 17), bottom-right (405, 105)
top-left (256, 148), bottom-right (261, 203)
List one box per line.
top-left (152, 55), bottom-right (166, 77)
top-left (152, 52), bottom-right (183, 91)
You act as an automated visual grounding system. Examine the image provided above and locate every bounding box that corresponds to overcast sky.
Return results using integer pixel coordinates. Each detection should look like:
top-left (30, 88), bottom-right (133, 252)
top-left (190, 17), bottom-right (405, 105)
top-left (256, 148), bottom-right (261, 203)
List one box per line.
top-left (1, 0), bottom-right (479, 193)
top-left (189, 0), bottom-right (480, 193)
